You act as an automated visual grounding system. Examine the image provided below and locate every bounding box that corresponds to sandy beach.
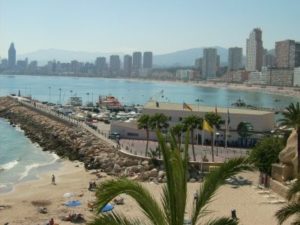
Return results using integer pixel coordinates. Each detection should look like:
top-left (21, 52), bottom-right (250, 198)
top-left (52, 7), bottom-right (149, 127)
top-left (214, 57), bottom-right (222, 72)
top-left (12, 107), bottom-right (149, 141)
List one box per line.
top-left (0, 159), bottom-right (288, 225)
top-left (125, 78), bottom-right (300, 99)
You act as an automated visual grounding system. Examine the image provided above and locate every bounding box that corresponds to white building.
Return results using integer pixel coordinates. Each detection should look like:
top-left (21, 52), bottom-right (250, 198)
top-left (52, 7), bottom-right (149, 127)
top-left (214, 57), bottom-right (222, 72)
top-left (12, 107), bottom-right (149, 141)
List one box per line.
top-left (111, 101), bottom-right (275, 142)
top-left (294, 67), bottom-right (300, 86)
top-left (176, 69), bottom-right (194, 81)
top-left (246, 28), bottom-right (263, 72)
top-left (202, 48), bottom-right (218, 79)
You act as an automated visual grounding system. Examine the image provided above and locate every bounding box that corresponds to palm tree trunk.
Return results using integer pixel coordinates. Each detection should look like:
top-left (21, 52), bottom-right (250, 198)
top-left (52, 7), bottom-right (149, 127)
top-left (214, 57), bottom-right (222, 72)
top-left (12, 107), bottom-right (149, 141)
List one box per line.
top-left (178, 134), bottom-right (181, 149)
top-left (145, 129), bottom-right (149, 157)
top-left (191, 130), bottom-right (196, 161)
top-left (211, 133), bottom-right (215, 162)
top-left (297, 128), bottom-right (300, 174)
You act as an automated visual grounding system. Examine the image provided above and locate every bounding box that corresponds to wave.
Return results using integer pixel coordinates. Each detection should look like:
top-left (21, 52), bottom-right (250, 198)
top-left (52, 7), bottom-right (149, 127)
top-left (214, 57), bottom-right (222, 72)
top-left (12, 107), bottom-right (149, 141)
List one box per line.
top-left (18, 155), bottom-right (60, 181)
top-left (15, 125), bottom-right (24, 133)
top-left (0, 160), bottom-right (19, 171)
top-left (18, 163), bottom-right (41, 181)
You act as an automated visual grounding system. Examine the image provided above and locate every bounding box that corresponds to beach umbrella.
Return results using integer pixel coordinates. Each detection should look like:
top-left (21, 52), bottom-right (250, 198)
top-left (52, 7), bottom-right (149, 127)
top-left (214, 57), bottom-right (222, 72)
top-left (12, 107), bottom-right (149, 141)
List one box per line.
top-left (63, 192), bottom-right (74, 198)
top-left (100, 203), bottom-right (114, 213)
top-left (65, 200), bottom-right (81, 207)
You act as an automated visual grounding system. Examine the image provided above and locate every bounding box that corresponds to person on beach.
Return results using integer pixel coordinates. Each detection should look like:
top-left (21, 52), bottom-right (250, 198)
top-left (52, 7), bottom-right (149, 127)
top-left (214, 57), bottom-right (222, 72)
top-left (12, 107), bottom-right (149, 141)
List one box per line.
top-left (49, 218), bottom-right (54, 225)
top-left (51, 174), bottom-right (56, 185)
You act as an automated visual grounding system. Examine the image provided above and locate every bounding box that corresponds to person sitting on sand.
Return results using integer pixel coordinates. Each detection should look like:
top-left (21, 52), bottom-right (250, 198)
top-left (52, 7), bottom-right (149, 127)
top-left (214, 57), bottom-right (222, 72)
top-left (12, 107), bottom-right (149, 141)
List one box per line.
top-left (49, 218), bottom-right (54, 225)
top-left (51, 174), bottom-right (56, 185)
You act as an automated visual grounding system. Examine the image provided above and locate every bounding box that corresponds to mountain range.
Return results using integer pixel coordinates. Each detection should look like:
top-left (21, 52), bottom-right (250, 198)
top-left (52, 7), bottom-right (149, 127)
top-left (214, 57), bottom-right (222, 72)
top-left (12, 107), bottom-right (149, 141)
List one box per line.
top-left (19, 47), bottom-right (230, 67)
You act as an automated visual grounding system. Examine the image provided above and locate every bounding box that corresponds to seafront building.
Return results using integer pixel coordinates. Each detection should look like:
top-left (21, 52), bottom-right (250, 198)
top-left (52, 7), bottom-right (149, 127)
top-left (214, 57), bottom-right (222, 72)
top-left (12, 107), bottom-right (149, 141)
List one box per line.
top-left (293, 67), bottom-right (300, 86)
top-left (275, 40), bottom-right (300, 68)
top-left (246, 28), bottom-right (263, 72)
top-left (263, 50), bottom-right (276, 68)
top-left (132, 52), bottom-right (142, 74)
top-left (202, 48), bottom-right (219, 79)
top-left (95, 57), bottom-right (107, 76)
top-left (109, 55), bottom-right (121, 76)
top-left (143, 52), bottom-right (153, 69)
top-left (111, 101), bottom-right (275, 142)
top-left (123, 55), bottom-right (132, 76)
top-left (228, 47), bottom-right (243, 71)
top-left (8, 43), bottom-right (16, 69)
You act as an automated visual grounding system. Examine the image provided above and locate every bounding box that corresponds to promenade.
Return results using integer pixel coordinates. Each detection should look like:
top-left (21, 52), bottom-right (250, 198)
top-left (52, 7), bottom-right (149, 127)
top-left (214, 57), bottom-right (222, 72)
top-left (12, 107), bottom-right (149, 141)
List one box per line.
top-left (16, 97), bottom-right (248, 163)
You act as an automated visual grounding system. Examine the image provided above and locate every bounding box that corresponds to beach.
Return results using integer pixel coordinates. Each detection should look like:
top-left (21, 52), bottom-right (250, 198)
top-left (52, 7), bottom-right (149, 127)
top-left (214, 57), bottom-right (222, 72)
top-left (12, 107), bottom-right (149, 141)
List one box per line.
top-left (0, 160), bottom-right (287, 225)
top-left (128, 78), bottom-right (300, 99)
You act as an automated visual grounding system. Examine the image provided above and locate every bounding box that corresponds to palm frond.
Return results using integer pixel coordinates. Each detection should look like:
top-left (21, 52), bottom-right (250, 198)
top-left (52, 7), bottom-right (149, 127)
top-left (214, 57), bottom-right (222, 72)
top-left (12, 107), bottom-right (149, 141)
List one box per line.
top-left (287, 179), bottom-right (300, 201)
top-left (205, 217), bottom-right (239, 225)
top-left (276, 202), bottom-right (300, 225)
top-left (95, 178), bottom-right (166, 225)
top-left (157, 131), bottom-right (188, 225)
top-left (191, 158), bottom-right (252, 225)
top-left (88, 212), bottom-right (141, 225)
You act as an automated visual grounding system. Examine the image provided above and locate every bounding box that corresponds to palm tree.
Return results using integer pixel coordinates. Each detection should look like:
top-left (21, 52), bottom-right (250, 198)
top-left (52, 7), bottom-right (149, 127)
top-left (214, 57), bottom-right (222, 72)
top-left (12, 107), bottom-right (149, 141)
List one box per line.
top-left (237, 121), bottom-right (253, 147)
top-left (89, 131), bottom-right (251, 225)
top-left (170, 123), bottom-right (185, 149)
top-left (150, 113), bottom-right (170, 132)
top-left (276, 178), bottom-right (300, 225)
top-left (279, 102), bottom-right (300, 173)
top-left (205, 112), bottom-right (224, 162)
top-left (137, 114), bottom-right (151, 156)
top-left (183, 115), bottom-right (203, 161)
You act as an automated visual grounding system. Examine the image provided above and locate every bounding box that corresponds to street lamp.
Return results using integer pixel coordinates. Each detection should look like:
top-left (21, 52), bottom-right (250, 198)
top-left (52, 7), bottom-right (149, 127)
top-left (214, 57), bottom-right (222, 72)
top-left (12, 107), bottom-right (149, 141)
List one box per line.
top-left (48, 86), bottom-right (51, 103)
top-left (58, 88), bottom-right (62, 105)
top-left (215, 132), bottom-right (220, 156)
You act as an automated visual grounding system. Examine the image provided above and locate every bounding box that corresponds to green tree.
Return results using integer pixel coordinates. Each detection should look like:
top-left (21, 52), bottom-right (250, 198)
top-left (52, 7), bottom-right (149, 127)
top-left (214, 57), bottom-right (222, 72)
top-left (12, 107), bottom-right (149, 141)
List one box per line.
top-left (88, 131), bottom-right (251, 225)
top-left (137, 114), bottom-right (151, 156)
top-left (279, 102), bottom-right (300, 173)
top-left (237, 122), bottom-right (253, 147)
top-left (276, 179), bottom-right (300, 225)
top-left (183, 115), bottom-right (203, 161)
top-left (170, 123), bottom-right (185, 149)
top-left (150, 113), bottom-right (170, 132)
top-left (249, 136), bottom-right (284, 176)
top-left (205, 112), bottom-right (224, 162)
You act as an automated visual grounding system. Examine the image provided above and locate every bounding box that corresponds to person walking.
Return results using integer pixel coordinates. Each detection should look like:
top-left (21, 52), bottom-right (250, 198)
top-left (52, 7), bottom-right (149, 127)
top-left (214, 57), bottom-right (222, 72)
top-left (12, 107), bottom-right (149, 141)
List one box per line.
top-left (51, 174), bottom-right (56, 185)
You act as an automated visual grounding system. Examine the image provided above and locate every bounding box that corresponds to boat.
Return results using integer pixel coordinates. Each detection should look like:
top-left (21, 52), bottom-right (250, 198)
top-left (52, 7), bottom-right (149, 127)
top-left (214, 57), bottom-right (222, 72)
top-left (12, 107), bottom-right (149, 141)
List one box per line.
top-left (99, 95), bottom-right (124, 111)
top-left (231, 98), bottom-right (246, 107)
top-left (67, 97), bottom-right (83, 106)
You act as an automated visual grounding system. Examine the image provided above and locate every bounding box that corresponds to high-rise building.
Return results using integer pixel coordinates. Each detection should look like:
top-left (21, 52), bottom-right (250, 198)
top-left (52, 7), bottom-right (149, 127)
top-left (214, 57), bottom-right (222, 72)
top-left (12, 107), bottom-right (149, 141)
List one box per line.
top-left (109, 55), bottom-right (121, 75)
top-left (8, 43), bottom-right (16, 68)
top-left (263, 49), bottom-right (276, 68)
top-left (246, 28), bottom-right (263, 71)
top-left (275, 40), bottom-right (300, 68)
top-left (228, 47), bottom-right (243, 71)
top-left (202, 48), bottom-right (218, 79)
top-left (123, 55), bottom-right (132, 76)
top-left (194, 58), bottom-right (202, 71)
top-left (143, 52), bottom-right (153, 69)
top-left (95, 57), bottom-right (107, 75)
top-left (132, 52), bottom-right (142, 70)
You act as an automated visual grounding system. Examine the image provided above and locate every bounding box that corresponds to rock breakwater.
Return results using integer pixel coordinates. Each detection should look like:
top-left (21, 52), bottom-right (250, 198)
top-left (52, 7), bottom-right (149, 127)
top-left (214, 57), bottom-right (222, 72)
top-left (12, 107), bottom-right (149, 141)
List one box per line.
top-left (0, 97), bottom-right (160, 180)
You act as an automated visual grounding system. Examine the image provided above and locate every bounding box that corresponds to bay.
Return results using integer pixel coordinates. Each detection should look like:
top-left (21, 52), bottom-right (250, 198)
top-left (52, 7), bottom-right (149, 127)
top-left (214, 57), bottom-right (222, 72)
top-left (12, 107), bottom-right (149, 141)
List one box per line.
top-left (0, 75), bottom-right (299, 109)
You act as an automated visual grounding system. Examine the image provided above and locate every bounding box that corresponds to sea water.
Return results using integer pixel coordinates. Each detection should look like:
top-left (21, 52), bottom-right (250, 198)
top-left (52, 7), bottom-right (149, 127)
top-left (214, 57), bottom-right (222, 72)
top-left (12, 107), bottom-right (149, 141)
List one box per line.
top-left (0, 118), bottom-right (61, 193)
top-left (0, 75), bottom-right (299, 109)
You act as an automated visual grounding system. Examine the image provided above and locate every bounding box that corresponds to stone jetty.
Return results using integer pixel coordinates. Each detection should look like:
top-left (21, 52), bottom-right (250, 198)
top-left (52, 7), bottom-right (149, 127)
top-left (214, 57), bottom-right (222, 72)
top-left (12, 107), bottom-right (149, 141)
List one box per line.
top-left (0, 97), bottom-right (163, 181)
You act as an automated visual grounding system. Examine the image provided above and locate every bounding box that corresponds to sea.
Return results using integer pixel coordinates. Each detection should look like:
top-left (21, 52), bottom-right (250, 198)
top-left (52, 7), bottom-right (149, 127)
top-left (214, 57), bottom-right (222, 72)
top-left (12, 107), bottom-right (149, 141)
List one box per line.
top-left (0, 118), bottom-right (61, 193)
top-left (0, 74), bottom-right (299, 193)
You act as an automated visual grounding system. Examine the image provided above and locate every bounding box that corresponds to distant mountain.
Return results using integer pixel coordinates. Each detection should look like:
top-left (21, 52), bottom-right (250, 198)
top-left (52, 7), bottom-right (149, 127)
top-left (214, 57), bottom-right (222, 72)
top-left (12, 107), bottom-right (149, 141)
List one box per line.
top-left (154, 47), bottom-right (228, 67)
top-left (20, 47), bottom-right (230, 67)
top-left (19, 49), bottom-right (124, 65)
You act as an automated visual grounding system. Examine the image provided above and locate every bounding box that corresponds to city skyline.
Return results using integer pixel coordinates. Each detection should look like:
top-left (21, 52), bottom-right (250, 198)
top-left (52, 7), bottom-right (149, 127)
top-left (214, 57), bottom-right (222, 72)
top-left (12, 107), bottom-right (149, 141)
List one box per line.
top-left (1, 0), bottom-right (300, 57)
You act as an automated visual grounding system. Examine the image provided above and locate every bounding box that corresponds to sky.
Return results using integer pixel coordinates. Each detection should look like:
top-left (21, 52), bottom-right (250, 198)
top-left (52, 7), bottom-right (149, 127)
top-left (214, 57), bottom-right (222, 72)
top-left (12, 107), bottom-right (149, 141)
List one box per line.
top-left (0, 0), bottom-right (299, 57)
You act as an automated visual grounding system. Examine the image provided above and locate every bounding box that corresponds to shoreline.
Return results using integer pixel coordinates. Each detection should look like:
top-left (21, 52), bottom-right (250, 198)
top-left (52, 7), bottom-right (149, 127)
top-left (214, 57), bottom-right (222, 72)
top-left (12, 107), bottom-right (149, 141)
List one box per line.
top-left (0, 159), bottom-right (97, 225)
top-left (1, 74), bottom-right (300, 99)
